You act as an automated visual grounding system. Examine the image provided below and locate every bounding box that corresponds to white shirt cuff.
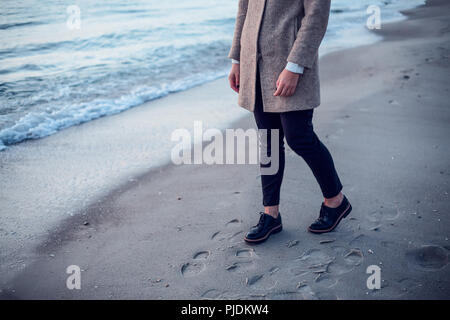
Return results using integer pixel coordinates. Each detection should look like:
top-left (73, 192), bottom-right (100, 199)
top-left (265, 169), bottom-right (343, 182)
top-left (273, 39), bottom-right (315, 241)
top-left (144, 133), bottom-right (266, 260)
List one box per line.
top-left (285, 62), bottom-right (304, 74)
top-left (232, 60), bottom-right (303, 74)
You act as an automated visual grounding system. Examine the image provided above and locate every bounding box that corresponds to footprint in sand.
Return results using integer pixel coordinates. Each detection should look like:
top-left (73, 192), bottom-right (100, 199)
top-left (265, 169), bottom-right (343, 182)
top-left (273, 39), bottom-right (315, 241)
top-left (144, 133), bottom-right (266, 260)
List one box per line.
top-left (210, 218), bottom-right (244, 242)
top-left (193, 251), bottom-right (210, 260)
top-left (374, 207), bottom-right (401, 221)
top-left (226, 260), bottom-right (254, 272)
top-left (364, 207), bottom-right (401, 231)
top-left (295, 275), bottom-right (338, 299)
top-left (367, 210), bottom-right (382, 222)
top-left (328, 247), bottom-right (364, 275)
top-left (225, 248), bottom-right (256, 272)
top-left (344, 248), bottom-right (364, 266)
top-left (226, 218), bottom-right (241, 226)
top-left (327, 261), bottom-right (354, 276)
top-left (365, 210), bottom-right (383, 231)
top-left (245, 271), bottom-right (278, 290)
top-left (236, 248), bottom-right (254, 258)
top-left (181, 262), bottom-right (205, 277)
top-left (243, 266), bottom-right (280, 290)
top-left (298, 249), bottom-right (333, 264)
top-left (384, 207), bottom-right (401, 221)
top-left (288, 249), bottom-right (334, 277)
top-left (313, 273), bottom-right (338, 288)
top-left (291, 246), bottom-right (363, 278)
top-left (405, 245), bottom-right (448, 271)
top-left (181, 250), bottom-right (211, 277)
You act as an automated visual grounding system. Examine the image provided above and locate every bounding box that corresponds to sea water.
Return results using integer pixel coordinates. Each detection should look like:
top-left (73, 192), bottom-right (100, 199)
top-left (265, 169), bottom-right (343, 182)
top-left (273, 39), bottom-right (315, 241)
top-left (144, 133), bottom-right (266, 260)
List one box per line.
top-left (0, 0), bottom-right (425, 151)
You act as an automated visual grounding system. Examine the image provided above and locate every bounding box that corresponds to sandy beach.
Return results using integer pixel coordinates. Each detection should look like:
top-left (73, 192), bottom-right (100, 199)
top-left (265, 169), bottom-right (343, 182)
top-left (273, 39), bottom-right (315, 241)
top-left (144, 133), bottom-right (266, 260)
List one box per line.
top-left (1, 0), bottom-right (449, 299)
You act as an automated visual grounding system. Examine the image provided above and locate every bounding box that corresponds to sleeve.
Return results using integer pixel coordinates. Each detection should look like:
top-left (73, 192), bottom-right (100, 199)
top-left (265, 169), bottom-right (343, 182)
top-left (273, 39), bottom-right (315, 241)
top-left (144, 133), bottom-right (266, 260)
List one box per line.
top-left (287, 0), bottom-right (331, 69)
top-left (285, 62), bottom-right (304, 74)
top-left (228, 0), bottom-right (249, 61)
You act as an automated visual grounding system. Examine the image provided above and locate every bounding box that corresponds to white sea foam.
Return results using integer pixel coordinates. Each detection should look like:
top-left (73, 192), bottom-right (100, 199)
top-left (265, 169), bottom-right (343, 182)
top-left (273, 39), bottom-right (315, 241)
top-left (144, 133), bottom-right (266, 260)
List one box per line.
top-left (0, 69), bottom-right (228, 148)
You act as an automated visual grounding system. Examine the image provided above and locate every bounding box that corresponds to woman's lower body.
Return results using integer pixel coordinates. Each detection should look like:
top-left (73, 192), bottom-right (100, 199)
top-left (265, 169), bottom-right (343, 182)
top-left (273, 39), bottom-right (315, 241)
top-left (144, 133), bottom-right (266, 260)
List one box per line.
top-left (244, 67), bottom-right (352, 244)
top-left (254, 69), bottom-right (342, 206)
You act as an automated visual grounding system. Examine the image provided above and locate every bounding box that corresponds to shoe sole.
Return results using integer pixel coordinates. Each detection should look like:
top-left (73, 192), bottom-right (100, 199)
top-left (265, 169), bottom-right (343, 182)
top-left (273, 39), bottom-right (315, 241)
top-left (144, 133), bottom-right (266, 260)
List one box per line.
top-left (244, 224), bottom-right (283, 244)
top-left (308, 203), bottom-right (352, 234)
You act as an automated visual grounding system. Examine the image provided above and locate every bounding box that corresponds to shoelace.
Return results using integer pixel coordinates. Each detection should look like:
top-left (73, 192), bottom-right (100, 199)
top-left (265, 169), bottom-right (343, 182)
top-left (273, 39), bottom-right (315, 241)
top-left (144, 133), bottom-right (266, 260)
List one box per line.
top-left (318, 205), bottom-right (328, 221)
top-left (255, 212), bottom-right (266, 227)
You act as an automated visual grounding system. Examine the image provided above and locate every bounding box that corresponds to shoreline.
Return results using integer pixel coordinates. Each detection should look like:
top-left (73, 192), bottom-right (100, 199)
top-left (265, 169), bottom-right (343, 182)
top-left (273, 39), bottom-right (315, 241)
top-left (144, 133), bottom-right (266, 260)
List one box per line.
top-left (2, 0), bottom-right (450, 299)
top-left (0, 0), bottom-right (425, 151)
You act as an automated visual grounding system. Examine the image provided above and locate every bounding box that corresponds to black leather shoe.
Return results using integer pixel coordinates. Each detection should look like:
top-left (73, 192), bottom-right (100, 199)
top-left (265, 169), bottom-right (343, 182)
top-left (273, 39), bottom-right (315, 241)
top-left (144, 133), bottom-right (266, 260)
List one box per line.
top-left (244, 212), bottom-right (282, 244)
top-left (308, 196), bottom-right (352, 234)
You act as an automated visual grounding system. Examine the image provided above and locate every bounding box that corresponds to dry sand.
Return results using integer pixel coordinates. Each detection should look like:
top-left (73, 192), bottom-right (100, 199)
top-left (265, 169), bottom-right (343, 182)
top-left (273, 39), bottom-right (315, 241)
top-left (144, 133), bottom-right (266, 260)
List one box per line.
top-left (1, 0), bottom-right (449, 299)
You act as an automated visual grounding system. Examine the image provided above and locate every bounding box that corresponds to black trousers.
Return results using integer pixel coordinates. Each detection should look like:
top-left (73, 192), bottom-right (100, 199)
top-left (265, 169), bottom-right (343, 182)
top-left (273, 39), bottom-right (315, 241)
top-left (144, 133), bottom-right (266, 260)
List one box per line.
top-left (254, 69), bottom-right (343, 206)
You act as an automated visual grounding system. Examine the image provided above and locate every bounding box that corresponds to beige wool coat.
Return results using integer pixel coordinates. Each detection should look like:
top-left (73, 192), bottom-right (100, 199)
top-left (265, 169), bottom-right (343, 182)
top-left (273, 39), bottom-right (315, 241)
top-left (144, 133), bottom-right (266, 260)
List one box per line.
top-left (228, 0), bottom-right (331, 112)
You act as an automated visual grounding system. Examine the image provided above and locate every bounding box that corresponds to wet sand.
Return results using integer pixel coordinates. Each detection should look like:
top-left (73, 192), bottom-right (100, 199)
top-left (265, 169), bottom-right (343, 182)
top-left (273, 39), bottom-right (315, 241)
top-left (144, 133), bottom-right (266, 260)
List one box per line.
top-left (1, 0), bottom-right (450, 299)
